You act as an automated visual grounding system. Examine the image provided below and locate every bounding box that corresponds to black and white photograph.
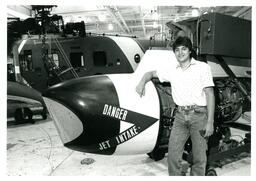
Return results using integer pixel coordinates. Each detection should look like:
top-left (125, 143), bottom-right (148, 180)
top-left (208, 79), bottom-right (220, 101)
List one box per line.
top-left (1, 0), bottom-right (254, 177)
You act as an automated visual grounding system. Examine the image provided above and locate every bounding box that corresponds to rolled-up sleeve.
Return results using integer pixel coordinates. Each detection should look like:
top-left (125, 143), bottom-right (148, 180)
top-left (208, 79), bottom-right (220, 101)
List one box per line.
top-left (201, 64), bottom-right (214, 88)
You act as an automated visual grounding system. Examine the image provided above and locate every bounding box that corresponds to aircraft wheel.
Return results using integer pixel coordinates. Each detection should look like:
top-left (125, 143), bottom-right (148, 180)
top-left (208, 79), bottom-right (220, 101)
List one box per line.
top-left (147, 149), bottom-right (166, 161)
top-left (42, 113), bottom-right (47, 120)
top-left (14, 107), bottom-right (33, 124)
top-left (41, 108), bottom-right (47, 120)
top-left (205, 168), bottom-right (217, 176)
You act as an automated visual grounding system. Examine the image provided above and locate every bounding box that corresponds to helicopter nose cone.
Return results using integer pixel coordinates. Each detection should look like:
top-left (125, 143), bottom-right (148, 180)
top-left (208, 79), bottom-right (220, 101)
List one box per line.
top-left (42, 75), bottom-right (120, 155)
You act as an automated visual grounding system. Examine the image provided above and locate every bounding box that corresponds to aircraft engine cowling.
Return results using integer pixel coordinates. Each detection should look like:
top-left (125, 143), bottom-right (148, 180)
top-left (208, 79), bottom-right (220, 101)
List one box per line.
top-left (214, 78), bottom-right (249, 123)
top-left (42, 74), bottom-right (161, 155)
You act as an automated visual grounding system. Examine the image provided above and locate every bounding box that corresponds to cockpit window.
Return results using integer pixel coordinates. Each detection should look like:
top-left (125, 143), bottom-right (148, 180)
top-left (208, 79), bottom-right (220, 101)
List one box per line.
top-left (93, 51), bottom-right (107, 67)
top-left (19, 50), bottom-right (33, 71)
top-left (70, 52), bottom-right (84, 68)
top-left (49, 49), bottom-right (59, 68)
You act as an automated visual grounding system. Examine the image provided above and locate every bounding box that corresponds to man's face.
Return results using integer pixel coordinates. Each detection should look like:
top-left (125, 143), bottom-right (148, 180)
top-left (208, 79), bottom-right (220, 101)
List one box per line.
top-left (174, 45), bottom-right (191, 63)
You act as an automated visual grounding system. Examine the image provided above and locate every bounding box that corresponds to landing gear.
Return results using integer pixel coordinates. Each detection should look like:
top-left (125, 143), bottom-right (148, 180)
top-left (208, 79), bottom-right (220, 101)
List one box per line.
top-left (14, 107), bottom-right (34, 124)
top-left (42, 113), bottom-right (47, 120)
top-left (41, 107), bottom-right (47, 120)
top-left (147, 149), bottom-right (166, 161)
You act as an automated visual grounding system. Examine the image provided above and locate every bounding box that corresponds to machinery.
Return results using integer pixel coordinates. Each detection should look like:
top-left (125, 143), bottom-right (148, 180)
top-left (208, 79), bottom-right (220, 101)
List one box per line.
top-left (7, 81), bottom-right (47, 124)
top-left (15, 34), bottom-right (167, 92)
top-left (7, 5), bottom-right (167, 123)
top-left (42, 12), bottom-right (251, 175)
top-left (8, 7), bottom-right (251, 175)
top-left (7, 5), bottom-right (168, 92)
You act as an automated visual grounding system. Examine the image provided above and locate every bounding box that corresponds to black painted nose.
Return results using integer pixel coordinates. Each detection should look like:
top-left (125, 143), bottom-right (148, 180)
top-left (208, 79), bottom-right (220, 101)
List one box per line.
top-left (42, 75), bottom-right (120, 155)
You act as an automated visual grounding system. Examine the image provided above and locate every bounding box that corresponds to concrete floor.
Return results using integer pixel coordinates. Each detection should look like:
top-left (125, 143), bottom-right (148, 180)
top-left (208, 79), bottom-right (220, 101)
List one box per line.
top-left (7, 115), bottom-right (251, 176)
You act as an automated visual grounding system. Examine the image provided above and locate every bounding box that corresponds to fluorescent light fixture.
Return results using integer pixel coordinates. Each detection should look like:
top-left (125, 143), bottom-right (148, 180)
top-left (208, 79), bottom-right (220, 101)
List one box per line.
top-left (108, 23), bottom-right (113, 30)
top-left (153, 22), bottom-right (158, 28)
top-left (152, 12), bottom-right (159, 20)
top-left (98, 14), bottom-right (106, 21)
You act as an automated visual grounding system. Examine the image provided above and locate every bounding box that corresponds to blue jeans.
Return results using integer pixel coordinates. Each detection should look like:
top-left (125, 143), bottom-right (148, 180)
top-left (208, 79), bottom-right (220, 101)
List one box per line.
top-left (167, 107), bottom-right (208, 176)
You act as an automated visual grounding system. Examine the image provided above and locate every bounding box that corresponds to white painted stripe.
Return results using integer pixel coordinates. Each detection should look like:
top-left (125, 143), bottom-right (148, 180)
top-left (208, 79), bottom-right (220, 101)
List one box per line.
top-left (108, 74), bottom-right (160, 155)
top-left (108, 36), bottom-right (144, 71)
top-left (18, 39), bottom-right (28, 53)
top-left (105, 50), bottom-right (177, 154)
top-left (119, 121), bottom-right (134, 133)
top-left (8, 95), bottom-right (41, 105)
top-left (43, 97), bottom-right (83, 144)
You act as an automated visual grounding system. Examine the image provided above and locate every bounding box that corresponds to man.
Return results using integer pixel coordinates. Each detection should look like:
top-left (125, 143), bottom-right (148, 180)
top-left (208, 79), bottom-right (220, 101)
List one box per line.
top-left (136, 36), bottom-right (215, 176)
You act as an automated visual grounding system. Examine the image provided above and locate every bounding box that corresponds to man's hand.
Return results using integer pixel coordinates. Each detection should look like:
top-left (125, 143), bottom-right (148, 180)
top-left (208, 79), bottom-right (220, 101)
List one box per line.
top-left (135, 71), bottom-right (157, 97)
top-left (136, 83), bottom-right (145, 97)
top-left (204, 120), bottom-right (214, 137)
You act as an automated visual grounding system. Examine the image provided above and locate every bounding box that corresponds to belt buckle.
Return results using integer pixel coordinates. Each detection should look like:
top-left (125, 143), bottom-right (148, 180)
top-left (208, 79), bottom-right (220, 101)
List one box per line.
top-left (178, 105), bottom-right (195, 112)
top-left (184, 105), bottom-right (194, 111)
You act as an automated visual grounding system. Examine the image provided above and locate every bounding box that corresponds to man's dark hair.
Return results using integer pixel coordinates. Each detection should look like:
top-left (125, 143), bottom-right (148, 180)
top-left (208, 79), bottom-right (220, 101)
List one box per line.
top-left (172, 36), bottom-right (192, 52)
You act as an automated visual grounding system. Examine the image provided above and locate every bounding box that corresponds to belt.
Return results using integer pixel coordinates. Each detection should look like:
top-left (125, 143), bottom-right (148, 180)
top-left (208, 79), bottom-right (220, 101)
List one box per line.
top-left (177, 105), bottom-right (206, 111)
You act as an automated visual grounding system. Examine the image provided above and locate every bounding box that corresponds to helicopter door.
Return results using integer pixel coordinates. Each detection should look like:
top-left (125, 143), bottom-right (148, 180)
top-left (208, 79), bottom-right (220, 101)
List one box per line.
top-left (70, 52), bottom-right (84, 68)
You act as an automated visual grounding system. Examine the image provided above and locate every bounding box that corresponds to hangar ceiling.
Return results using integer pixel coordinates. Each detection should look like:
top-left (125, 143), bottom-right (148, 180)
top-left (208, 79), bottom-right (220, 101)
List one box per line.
top-left (7, 5), bottom-right (251, 38)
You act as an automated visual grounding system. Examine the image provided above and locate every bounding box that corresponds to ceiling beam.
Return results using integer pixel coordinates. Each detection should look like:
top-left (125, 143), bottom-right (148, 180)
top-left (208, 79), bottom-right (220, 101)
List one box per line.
top-left (113, 6), bottom-right (132, 34)
top-left (139, 7), bottom-right (146, 36)
top-left (232, 7), bottom-right (251, 17)
top-left (104, 6), bottom-right (128, 34)
top-left (53, 9), bottom-right (106, 15)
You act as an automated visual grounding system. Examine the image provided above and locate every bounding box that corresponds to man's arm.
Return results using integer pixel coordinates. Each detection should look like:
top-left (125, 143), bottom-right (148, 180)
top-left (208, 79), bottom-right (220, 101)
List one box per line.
top-left (204, 86), bottom-right (215, 137)
top-left (136, 71), bottom-right (158, 97)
